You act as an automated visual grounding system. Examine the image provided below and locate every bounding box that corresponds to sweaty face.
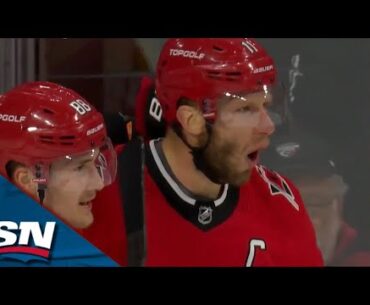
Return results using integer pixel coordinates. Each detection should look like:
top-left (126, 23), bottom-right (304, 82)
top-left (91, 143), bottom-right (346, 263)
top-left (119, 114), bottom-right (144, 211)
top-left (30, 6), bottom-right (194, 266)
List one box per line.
top-left (43, 149), bottom-right (104, 229)
top-left (194, 90), bottom-right (275, 186)
top-left (296, 176), bottom-right (345, 264)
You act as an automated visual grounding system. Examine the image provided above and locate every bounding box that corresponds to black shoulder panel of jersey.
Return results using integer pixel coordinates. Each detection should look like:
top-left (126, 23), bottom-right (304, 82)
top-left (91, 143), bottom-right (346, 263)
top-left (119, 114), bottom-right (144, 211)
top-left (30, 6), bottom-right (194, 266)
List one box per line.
top-left (145, 141), bottom-right (240, 231)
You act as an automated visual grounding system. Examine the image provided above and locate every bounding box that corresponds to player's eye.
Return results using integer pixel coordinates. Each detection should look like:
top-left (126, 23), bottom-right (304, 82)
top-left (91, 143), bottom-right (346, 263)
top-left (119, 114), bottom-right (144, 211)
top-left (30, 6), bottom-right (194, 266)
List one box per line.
top-left (236, 106), bottom-right (251, 113)
top-left (74, 164), bottom-right (86, 171)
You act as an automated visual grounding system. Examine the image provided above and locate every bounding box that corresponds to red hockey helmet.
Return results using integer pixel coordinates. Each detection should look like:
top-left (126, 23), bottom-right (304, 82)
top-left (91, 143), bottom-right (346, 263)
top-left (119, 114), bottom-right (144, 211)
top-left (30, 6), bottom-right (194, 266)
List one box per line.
top-left (0, 81), bottom-right (116, 186)
top-left (155, 38), bottom-right (278, 124)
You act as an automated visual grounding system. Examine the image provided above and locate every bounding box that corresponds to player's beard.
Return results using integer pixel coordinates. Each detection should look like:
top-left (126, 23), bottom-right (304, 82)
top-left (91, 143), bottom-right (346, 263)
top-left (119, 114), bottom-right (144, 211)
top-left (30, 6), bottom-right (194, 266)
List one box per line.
top-left (191, 127), bottom-right (252, 187)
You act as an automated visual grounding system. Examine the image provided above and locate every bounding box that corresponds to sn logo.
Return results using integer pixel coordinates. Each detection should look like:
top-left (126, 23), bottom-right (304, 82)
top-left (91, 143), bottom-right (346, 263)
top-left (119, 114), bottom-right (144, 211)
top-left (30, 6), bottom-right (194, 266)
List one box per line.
top-left (0, 221), bottom-right (56, 259)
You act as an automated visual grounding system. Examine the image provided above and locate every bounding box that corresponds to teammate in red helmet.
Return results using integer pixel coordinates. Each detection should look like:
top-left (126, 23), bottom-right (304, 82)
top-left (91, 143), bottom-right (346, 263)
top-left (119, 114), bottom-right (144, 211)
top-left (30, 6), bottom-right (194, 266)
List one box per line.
top-left (92, 38), bottom-right (323, 266)
top-left (0, 81), bottom-right (117, 230)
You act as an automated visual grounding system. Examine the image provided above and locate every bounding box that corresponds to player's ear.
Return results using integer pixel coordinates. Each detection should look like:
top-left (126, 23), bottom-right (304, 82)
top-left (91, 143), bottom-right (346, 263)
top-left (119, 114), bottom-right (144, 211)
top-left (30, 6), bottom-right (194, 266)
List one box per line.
top-left (176, 102), bottom-right (205, 136)
top-left (12, 165), bottom-right (38, 198)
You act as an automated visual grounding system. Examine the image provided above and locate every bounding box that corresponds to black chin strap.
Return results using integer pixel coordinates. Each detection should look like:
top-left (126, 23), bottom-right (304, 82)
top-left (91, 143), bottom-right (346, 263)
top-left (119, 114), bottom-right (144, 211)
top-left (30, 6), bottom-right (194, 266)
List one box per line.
top-left (37, 185), bottom-right (46, 205)
top-left (172, 122), bottom-right (213, 152)
top-left (172, 122), bottom-right (222, 184)
top-left (35, 164), bottom-right (46, 205)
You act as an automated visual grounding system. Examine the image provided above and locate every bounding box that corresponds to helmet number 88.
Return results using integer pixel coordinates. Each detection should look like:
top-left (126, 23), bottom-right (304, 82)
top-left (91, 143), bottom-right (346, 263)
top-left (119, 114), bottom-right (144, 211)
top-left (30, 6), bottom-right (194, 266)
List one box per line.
top-left (70, 99), bottom-right (92, 115)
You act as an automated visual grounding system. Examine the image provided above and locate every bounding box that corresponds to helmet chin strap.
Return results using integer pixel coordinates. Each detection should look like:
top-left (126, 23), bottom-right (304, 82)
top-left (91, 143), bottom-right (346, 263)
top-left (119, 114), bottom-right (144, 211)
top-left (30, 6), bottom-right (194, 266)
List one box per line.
top-left (37, 184), bottom-right (46, 205)
top-left (172, 121), bottom-right (223, 185)
top-left (35, 164), bottom-right (46, 205)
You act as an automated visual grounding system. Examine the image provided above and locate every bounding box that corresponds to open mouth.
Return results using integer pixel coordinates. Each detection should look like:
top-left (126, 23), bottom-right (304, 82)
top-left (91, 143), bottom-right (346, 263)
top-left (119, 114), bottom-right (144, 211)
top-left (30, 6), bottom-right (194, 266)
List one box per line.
top-left (79, 201), bottom-right (92, 209)
top-left (247, 151), bottom-right (259, 162)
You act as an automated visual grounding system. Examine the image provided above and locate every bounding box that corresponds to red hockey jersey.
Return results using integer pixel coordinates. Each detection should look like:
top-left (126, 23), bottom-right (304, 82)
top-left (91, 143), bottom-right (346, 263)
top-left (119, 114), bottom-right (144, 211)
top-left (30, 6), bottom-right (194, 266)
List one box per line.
top-left (84, 139), bottom-right (323, 266)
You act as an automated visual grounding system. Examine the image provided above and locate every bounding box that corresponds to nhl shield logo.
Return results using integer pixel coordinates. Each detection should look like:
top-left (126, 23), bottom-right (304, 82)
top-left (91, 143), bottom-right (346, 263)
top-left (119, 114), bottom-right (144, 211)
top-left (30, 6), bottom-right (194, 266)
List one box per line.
top-left (198, 206), bottom-right (213, 225)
